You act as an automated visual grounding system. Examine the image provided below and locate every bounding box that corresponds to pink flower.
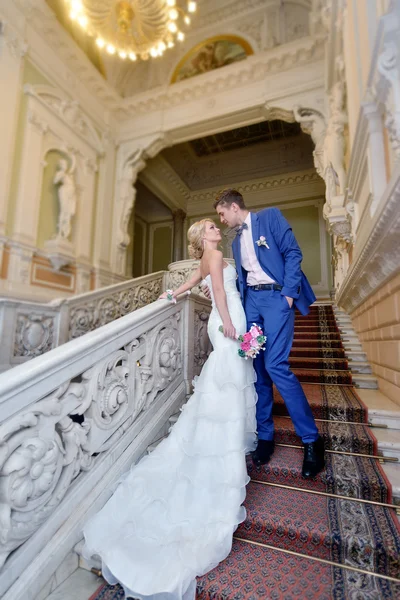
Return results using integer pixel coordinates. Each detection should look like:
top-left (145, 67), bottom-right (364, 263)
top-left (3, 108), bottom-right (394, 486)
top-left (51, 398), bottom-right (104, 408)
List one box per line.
top-left (241, 341), bottom-right (251, 352)
top-left (243, 332), bottom-right (253, 342)
top-left (250, 325), bottom-right (262, 338)
top-left (250, 338), bottom-right (259, 348)
top-left (259, 236), bottom-right (265, 241)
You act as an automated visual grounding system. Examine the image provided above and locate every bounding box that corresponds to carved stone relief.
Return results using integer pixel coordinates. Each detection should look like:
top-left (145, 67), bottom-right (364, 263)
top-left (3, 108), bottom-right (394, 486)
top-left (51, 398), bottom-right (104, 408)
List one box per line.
top-left (193, 308), bottom-right (212, 377)
top-left (14, 313), bottom-right (55, 358)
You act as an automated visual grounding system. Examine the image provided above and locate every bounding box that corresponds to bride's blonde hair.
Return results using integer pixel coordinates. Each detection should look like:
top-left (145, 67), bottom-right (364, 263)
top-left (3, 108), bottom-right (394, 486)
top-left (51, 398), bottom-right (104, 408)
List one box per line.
top-left (187, 219), bottom-right (215, 260)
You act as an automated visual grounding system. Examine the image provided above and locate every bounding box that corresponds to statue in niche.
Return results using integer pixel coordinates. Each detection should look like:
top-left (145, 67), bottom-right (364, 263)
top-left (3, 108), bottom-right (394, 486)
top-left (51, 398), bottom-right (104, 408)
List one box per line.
top-left (53, 158), bottom-right (77, 240)
top-left (324, 81), bottom-right (348, 196)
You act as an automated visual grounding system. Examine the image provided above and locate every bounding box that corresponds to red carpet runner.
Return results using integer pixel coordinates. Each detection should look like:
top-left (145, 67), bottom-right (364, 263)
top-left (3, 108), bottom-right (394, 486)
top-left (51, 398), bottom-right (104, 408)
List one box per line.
top-left (90, 304), bottom-right (400, 599)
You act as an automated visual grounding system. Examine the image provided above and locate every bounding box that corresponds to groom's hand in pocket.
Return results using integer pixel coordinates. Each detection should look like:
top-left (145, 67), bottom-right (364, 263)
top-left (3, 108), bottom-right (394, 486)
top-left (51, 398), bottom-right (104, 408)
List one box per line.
top-left (285, 296), bottom-right (294, 308)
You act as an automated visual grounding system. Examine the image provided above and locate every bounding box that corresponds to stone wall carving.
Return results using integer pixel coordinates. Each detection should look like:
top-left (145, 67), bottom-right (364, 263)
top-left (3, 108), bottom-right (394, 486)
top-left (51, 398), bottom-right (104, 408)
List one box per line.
top-left (13, 313), bottom-right (55, 358)
top-left (0, 381), bottom-right (89, 569)
top-left (377, 41), bottom-right (400, 160)
top-left (168, 261), bottom-right (204, 297)
top-left (121, 36), bottom-right (325, 117)
top-left (336, 179), bottom-right (400, 312)
top-left (0, 298), bottom-right (186, 571)
top-left (193, 308), bottom-right (212, 377)
top-left (24, 85), bottom-right (104, 154)
top-left (68, 275), bottom-right (164, 339)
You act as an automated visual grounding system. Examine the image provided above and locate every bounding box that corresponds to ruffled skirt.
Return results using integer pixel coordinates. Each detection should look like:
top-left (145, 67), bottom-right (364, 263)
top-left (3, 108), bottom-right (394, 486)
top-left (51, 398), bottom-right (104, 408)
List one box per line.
top-left (83, 300), bottom-right (257, 599)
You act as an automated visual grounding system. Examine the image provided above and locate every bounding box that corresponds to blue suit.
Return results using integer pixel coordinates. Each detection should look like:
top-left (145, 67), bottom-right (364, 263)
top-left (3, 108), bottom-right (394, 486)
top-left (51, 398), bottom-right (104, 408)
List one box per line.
top-left (232, 208), bottom-right (319, 444)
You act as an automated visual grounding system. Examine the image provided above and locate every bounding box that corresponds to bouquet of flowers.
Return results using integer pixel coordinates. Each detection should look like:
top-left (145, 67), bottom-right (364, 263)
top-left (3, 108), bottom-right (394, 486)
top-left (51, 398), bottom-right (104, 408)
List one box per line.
top-left (219, 323), bottom-right (266, 359)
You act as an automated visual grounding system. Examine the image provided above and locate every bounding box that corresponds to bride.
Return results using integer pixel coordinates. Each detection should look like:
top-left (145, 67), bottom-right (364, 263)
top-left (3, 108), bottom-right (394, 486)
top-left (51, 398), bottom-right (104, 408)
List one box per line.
top-left (83, 219), bottom-right (257, 599)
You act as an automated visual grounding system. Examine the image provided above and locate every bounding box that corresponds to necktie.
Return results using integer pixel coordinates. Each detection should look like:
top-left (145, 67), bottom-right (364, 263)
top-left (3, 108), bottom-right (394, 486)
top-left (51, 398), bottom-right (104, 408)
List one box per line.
top-left (236, 222), bottom-right (248, 235)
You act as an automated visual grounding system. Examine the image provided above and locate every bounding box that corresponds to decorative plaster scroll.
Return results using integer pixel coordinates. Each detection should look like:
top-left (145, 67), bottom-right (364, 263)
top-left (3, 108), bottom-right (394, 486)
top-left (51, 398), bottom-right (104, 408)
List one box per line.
top-left (121, 36), bottom-right (325, 117)
top-left (0, 306), bottom-right (183, 569)
top-left (378, 42), bottom-right (400, 159)
top-left (193, 308), bottom-right (212, 377)
top-left (68, 274), bottom-right (164, 339)
top-left (13, 313), bottom-right (55, 358)
top-left (24, 85), bottom-right (104, 155)
top-left (336, 176), bottom-right (400, 312)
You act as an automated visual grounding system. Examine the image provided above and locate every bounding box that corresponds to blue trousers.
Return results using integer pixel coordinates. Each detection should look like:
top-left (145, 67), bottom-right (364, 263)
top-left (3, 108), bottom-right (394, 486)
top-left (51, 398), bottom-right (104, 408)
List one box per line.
top-left (245, 288), bottom-right (319, 444)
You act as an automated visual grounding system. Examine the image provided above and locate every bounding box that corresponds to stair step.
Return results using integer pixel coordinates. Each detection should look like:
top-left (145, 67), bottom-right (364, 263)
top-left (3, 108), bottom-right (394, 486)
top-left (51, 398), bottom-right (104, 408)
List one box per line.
top-left (353, 374), bottom-right (379, 389)
top-left (348, 361), bottom-right (373, 374)
top-left (197, 538), bottom-right (400, 599)
top-left (346, 350), bottom-right (368, 361)
top-left (236, 482), bottom-right (400, 577)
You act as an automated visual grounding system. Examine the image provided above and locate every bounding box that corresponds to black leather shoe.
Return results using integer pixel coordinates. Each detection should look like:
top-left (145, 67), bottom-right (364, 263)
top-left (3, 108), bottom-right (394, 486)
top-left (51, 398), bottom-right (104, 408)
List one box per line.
top-left (252, 440), bottom-right (275, 467)
top-left (302, 436), bottom-right (325, 478)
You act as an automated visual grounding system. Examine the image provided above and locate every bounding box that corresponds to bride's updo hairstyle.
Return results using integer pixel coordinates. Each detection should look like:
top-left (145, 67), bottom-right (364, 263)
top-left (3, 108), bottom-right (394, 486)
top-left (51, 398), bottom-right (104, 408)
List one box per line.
top-left (187, 219), bottom-right (214, 260)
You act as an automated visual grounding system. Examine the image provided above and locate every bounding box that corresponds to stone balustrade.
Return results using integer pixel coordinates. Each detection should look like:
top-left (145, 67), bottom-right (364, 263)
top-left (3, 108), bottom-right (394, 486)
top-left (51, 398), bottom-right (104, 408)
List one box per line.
top-left (0, 259), bottom-right (227, 370)
top-left (0, 291), bottom-right (212, 600)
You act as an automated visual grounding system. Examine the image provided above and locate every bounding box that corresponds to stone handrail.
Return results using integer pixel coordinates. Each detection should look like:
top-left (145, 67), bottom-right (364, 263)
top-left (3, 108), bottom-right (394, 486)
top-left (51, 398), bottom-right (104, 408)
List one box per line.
top-left (0, 259), bottom-right (234, 371)
top-left (0, 291), bottom-right (212, 599)
top-left (0, 270), bottom-right (167, 371)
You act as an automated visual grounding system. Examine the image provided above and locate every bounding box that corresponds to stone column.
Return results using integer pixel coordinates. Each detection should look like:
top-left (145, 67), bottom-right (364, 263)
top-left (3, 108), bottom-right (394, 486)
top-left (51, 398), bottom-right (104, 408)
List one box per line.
top-left (0, 19), bottom-right (27, 237)
top-left (172, 209), bottom-right (186, 263)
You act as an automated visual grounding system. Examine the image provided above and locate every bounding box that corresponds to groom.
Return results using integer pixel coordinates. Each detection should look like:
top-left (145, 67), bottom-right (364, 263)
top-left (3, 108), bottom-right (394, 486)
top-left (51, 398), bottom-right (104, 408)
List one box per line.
top-left (213, 188), bottom-right (325, 478)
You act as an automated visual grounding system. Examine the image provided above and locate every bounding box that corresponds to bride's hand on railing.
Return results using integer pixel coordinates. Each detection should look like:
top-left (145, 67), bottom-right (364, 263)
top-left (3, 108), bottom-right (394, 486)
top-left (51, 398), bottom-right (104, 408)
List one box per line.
top-left (159, 290), bottom-right (176, 303)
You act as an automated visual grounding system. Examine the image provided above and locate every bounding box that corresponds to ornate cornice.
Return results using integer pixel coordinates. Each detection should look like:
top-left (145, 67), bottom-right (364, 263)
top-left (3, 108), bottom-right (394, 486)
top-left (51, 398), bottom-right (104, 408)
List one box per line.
top-left (119, 35), bottom-right (325, 118)
top-left (336, 165), bottom-right (400, 313)
top-left (24, 84), bottom-right (105, 154)
top-left (189, 169), bottom-right (322, 205)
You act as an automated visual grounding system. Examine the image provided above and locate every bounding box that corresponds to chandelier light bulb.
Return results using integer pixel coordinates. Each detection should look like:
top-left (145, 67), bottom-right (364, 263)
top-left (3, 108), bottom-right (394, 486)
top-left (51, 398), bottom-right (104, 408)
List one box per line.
top-left (65, 0), bottom-right (196, 61)
top-left (78, 15), bottom-right (88, 29)
top-left (71, 0), bottom-right (83, 12)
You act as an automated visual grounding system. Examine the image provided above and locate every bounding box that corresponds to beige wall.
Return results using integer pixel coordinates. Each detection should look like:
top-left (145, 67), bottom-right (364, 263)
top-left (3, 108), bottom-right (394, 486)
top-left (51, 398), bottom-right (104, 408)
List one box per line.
top-left (352, 273), bottom-right (400, 407)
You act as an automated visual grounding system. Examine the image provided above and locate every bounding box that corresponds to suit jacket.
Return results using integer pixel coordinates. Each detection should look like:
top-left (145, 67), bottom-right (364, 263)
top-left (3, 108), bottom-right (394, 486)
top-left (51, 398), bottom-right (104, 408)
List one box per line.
top-left (232, 208), bottom-right (316, 316)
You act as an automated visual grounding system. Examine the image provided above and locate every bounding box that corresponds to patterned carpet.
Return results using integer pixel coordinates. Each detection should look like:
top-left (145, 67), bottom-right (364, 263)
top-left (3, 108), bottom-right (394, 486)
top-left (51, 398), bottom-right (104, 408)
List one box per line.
top-left (90, 304), bottom-right (400, 599)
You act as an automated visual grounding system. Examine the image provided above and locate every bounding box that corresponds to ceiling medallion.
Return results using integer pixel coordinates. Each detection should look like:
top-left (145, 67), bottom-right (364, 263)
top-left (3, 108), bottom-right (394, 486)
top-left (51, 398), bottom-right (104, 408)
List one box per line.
top-left (65, 0), bottom-right (197, 61)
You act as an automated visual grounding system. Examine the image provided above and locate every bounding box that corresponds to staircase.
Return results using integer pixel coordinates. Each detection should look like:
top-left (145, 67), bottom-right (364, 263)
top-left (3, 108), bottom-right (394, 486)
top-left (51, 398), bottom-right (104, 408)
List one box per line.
top-left (73, 303), bottom-right (400, 600)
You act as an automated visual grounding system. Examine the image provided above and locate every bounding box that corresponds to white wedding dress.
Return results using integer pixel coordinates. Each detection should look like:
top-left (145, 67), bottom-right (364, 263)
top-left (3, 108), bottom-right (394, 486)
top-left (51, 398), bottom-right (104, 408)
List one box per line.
top-left (83, 263), bottom-right (257, 599)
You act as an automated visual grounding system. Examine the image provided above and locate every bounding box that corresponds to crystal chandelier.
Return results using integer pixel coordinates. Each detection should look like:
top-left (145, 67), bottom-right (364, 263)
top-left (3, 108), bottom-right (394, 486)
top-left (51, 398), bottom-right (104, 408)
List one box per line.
top-left (66, 0), bottom-right (197, 61)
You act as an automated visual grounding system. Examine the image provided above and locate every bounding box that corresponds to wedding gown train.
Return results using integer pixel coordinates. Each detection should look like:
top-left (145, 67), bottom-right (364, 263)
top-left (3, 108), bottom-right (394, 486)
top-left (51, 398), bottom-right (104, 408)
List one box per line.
top-left (83, 263), bottom-right (257, 599)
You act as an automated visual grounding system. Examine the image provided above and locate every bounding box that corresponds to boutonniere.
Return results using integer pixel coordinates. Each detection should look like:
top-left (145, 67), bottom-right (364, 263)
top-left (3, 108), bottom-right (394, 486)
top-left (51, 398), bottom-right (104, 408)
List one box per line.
top-left (256, 236), bottom-right (270, 249)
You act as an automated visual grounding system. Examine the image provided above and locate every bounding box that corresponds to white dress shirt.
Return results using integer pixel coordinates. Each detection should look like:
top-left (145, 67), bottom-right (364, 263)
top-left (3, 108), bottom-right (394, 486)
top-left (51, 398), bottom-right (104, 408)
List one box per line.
top-left (240, 212), bottom-right (275, 285)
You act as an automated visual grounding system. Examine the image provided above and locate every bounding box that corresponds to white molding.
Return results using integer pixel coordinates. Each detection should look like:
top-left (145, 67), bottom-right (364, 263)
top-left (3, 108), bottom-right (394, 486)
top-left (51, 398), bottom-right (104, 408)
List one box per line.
top-left (336, 162), bottom-right (400, 312)
top-left (138, 154), bottom-right (190, 213)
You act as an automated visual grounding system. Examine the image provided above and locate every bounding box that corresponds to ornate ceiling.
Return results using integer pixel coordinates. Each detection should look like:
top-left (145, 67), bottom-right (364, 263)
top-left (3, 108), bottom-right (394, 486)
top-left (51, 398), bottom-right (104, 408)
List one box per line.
top-left (45, 0), bottom-right (313, 97)
top-left (159, 120), bottom-right (315, 191)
